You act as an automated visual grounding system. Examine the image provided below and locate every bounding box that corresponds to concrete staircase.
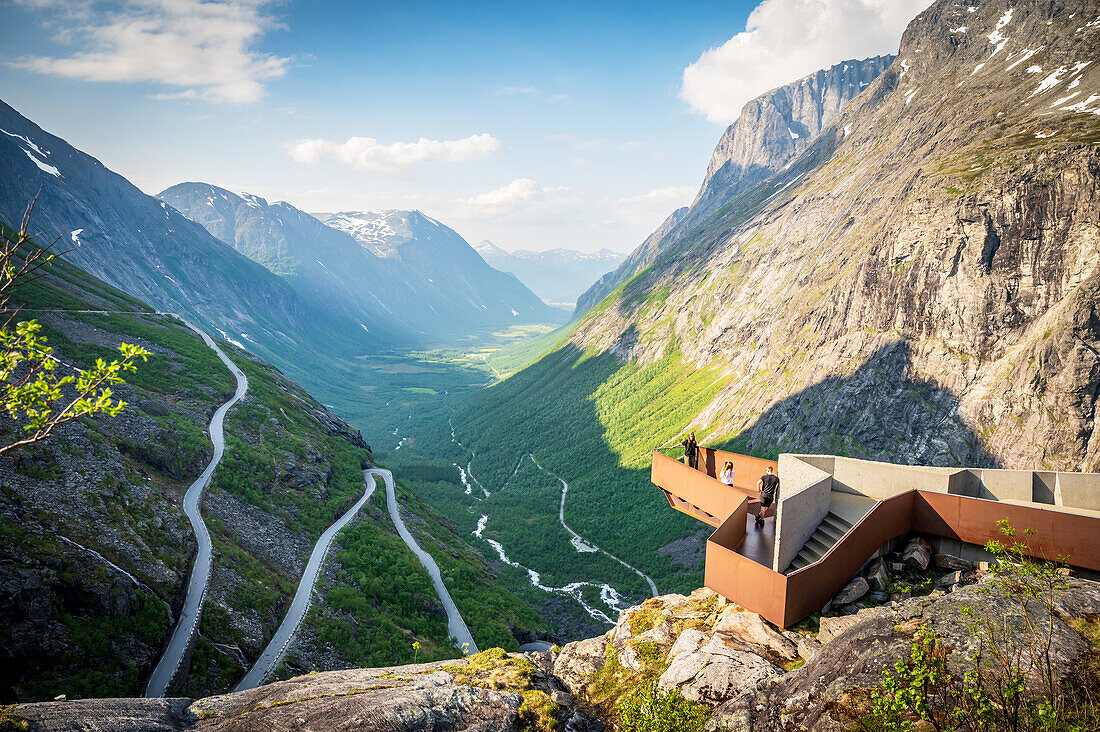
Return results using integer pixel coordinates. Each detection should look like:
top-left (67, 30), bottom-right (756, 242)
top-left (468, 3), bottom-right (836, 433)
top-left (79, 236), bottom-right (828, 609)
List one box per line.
top-left (786, 511), bottom-right (855, 572)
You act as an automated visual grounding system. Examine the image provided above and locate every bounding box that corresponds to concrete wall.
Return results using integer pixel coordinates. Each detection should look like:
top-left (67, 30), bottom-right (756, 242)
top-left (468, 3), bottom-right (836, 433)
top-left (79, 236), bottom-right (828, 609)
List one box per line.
top-left (831, 456), bottom-right (956, 499)
top-left (974, 468), bottom-right (1034, 502)
top-left (945, 469), bottom-right (1096, 510)
top-left (1034, 472), bottom-right (1057, 504)
top-left (792, 455), bottom-right (835, 475)
top-left (774, 455), bottom-right (833, 573)
top-left (1056, 472), bottom-right (1100, 511)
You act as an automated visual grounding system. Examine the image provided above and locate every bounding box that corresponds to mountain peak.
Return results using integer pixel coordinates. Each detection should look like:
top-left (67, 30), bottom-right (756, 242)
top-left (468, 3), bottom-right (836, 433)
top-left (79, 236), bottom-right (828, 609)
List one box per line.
top-left (473, 240), bottom-right (508, 258)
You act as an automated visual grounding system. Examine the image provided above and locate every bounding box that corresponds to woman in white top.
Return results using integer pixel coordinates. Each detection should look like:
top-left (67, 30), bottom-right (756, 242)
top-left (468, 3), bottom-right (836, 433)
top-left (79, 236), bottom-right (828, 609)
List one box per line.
top-left (719, 461), bottom-right (735, 486)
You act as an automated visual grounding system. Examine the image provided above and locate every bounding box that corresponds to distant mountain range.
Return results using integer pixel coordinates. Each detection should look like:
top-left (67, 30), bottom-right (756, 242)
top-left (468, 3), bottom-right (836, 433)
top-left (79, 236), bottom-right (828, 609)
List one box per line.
top-left (472, 241), bottom-right (625, 308)
top-left (159, 184), bottom-right (562, 341)
top-left (0, 99), bottom-right (360, 378)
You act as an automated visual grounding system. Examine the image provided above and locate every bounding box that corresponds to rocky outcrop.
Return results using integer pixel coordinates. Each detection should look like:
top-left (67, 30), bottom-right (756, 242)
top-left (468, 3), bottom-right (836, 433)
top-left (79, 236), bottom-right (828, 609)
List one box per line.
top-left (709, 578), bottom-right (1100, 731)
top-left (553, 589), bottom-right (792, 708)
top-left (14, 660), bottom-right (525, 732)
top-left (10, 578), bottom-right (1099, 731)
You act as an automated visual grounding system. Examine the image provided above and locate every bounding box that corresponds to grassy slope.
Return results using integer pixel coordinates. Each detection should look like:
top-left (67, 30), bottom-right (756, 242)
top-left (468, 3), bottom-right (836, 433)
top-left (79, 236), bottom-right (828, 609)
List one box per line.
top-left (0, 231), bottom-right (539, 699)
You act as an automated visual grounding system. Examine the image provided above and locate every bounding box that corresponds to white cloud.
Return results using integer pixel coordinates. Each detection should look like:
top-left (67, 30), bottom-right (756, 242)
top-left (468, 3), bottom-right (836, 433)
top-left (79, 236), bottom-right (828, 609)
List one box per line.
top-left (682, 0), bottom-right (933, 123)
top-left (571, 138), bottom-right (605, 151)
top-left (454, 178), bottom-right (573, 220)
top-left (286, 133), bottom-right (503, 171)
top-left (13, 0), bottom-right (289, 103)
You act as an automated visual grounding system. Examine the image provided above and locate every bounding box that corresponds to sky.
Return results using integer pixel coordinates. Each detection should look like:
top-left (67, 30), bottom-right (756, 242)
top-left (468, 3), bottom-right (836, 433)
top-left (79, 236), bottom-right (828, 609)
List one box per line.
top-left (0, 0), bottom-right (931, 253)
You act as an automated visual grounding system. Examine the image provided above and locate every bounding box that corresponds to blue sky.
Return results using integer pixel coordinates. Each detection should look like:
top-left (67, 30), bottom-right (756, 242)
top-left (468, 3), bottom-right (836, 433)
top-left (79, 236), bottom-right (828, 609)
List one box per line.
top-left (0, 0), bottom-right (928, 252)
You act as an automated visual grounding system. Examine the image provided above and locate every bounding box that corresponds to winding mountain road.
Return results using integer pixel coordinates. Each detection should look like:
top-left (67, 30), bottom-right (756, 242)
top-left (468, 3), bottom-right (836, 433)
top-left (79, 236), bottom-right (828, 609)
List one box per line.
top-left (234, 472), bottom-right (379, 691)
top-left (372, 468), bottom-right (478, 655)
top-left (145, 326), bottom-right (248, 699)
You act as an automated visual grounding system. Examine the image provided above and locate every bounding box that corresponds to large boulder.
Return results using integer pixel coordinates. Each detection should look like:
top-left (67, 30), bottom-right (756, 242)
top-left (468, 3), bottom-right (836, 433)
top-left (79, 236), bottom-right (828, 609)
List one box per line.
top-left (901, 537), bottom-right (933, 571)
top-left (713, 609), bottom-right (799, 663)
top-left (657, 635), bottom-right (781, 705)
top-left (866, 558), bottom-right (890, 593)
top-left (707, 580), bottom-right (1100, 731)
top-left (934, 553), bottom-right (975, 572)
top-left (553, 634), bottom-right (609, 696)
top-left (832, 576), bottom-right (869, 606)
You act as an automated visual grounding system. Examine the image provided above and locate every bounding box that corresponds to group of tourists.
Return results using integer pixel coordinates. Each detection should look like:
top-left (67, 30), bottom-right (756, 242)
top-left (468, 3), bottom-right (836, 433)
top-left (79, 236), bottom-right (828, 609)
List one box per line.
top-left (680, 432), bottom-right (779, 528)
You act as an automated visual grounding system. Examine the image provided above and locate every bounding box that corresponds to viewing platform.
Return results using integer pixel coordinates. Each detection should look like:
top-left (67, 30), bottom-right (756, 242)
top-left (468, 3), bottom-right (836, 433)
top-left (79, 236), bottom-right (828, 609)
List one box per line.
top-left (652, 448), bottom-right (1100, 628)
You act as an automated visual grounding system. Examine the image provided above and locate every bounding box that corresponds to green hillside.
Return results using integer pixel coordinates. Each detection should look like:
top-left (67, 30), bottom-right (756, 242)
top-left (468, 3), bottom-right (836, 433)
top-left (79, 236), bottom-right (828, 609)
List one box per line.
top-left (0, 227), bottom-right (541, 701)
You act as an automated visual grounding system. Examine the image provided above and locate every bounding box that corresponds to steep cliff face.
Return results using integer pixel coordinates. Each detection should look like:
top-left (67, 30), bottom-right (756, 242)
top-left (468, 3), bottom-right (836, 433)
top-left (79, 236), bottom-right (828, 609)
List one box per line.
top-left (569, 0), bottom-right (1100, 471)
top-left (695, 54), bottom-right (895, 214)
top-left (576, 55), bottom-right (893, 316)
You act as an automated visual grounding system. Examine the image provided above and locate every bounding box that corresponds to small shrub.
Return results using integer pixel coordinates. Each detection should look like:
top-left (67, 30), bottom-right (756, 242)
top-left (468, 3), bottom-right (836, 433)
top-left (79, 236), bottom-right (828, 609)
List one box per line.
top-left (519, 690), bottom-right (560, 731)
top-left (856, 520), bottom-right (1100, 732)
top-left (0, 706), bottom-right (28, 732)
top-left (616, 682), bottom-right (711, 732)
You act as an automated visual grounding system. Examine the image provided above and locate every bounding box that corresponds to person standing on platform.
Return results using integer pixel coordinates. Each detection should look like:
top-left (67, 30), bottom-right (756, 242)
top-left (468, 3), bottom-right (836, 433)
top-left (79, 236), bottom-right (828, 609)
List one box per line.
top-left (756, 466), bottom-right (779, 526)
top-left (681, 432), bottom-right (698, 470)
top-left (720, 461), bottom-right (735, 486)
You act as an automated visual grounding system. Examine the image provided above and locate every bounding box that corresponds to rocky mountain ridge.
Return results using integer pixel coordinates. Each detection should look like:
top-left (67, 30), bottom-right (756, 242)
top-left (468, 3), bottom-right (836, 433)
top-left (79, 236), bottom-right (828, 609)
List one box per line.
top-left (159, 183), bottom-right (564, 340)
top-left (0, 100), bottom-right (371, 382)
top-left (575, 55), bottom-right (894, 316)
top-left (569, 0), bottom-right (1100, 471)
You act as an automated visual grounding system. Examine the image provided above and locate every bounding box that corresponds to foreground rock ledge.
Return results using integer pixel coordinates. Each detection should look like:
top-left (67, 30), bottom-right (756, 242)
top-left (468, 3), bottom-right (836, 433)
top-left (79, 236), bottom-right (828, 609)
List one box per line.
top-left (13, 660), bottom-right (524, 732)
top-left (13, 578), bottom-right (1100, 732)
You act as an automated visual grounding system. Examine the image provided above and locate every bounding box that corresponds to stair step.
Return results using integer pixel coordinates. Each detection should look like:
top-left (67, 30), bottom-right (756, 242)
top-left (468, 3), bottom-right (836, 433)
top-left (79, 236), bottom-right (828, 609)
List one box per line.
top-left (821, 516), bottom-right (851, 536)
top-left (800, 544), bottom-right (823, 562)
top-left (829, 511), bottom-right (854, 528)
top-left (806, 536), bottom-right (834, 556)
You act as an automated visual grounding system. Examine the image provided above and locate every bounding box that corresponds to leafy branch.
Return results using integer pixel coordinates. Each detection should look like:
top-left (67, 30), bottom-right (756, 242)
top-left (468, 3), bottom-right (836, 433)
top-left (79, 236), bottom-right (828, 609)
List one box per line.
top-left (0, 202), bottom-right (150, 454)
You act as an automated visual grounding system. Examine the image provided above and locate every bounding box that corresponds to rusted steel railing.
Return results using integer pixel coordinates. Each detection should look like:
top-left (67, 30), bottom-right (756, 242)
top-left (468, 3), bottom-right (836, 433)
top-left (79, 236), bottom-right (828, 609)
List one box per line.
top-left (652, 451), bottom-right (759, 526)
top-left (914, 491), bottom-right (1100, 571)
top-left (696, 446), bottom-right (777, 491)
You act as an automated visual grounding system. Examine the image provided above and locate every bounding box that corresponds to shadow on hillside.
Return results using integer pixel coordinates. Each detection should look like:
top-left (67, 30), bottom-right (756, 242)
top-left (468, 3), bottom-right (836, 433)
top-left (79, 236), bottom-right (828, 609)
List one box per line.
top-left (715, 340), bottom-right (1000, 468)
top-left (431, 337), bottom-right (996, 641)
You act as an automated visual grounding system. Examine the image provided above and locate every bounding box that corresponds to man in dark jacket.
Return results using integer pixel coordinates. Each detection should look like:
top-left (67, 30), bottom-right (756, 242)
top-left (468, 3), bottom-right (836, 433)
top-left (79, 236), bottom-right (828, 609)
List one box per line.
top-left (756, 466), bottom-right (779, 526)
top-left (681, 432), bottom-right (698, 470)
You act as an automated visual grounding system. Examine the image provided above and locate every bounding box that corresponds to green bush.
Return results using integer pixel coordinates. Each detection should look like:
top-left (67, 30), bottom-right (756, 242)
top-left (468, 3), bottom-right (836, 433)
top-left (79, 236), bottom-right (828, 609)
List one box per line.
top-left (616, 682), bottom-right (711, 732)
top-left (858, 521), bottom-right (1100, 732)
